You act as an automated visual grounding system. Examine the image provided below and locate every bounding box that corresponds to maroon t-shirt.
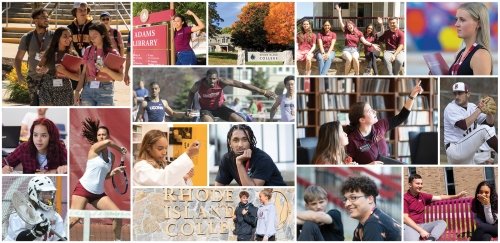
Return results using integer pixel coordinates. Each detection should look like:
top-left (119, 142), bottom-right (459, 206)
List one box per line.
top-left (174, 26), bottom-right (193, 52)
top-left (318, 31), bottom-right (336, 51)
top-left (363, 34), bottom-right (376, 54)
top-left (198, 79), bottom-right (225, 110)
top-left (344, 30), bottom-right (363, 47)
top-left (346, 118), bottom-right (389, 164)
top-left (404, 191), bottom-right (433, 224)
top-left (380, 29), bottom-right (404, 51)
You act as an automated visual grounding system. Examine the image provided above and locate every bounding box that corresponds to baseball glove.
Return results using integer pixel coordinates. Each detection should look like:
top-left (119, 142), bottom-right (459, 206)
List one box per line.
top-left (480, 96), bottom-right (497, 115)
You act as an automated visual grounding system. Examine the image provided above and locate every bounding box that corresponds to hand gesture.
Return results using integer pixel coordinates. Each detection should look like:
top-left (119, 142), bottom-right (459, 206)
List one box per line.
top-left (186, 141), bottom-right (200, 158)
top-left (186, 10), bottom-right (194, 16)
top-left (457, 190), bottom-right (468, 198)
top-left (36, 65), bottom-right (49, 74)
top-left (56, 165), bottom-right (67, 174)
top-left (120, 147), bottom-right (127, 155)
top-left (335, 4), bottom-right (341, 12)
top-left (32, 214), bottom-right (50, 237)
top-left (377, 17), bottom-right (383, 25)
top-left (410, 80), bottom-right (424, 98)
top-left (242, 208), bottom-right (248, 215)
top-left (419, 229), bottom-right (430, 240)
top-left (263, 90), bottom-right (277, 99)
top-left (2, 165), bottom-right (14, 174)
top-left (111, 165), bottom-right (126, 176)
top-left (372, 43), bottom-right (381, 52)
top-left (236, 149), bottom-right (252, 164)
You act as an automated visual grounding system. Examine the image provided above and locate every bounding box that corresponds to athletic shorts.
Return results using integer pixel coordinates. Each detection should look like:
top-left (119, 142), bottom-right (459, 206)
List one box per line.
top-left (72, 181), bottom-right (106, 203)
top-left (201, 105), bottom-right (236, 121)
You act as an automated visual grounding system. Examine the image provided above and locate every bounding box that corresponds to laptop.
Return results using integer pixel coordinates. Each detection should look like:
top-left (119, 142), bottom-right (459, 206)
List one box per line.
top-left (423, 53), bottom-right (450, 75)
top-left (2, 126), bottom-right (21, 149)
top-left (97, 53), bottom-right (126, 81)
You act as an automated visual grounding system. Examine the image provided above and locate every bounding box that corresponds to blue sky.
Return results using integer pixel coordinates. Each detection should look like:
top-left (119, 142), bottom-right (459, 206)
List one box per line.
top-left (214, 2), bottom-right (247, 28)
top-left (296, 2), bottom-right (313, 19)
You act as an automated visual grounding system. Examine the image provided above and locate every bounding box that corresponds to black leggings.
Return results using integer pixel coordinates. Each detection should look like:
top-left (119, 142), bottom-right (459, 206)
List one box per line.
top-left (366, 52), bottom-right (378, 75)
top-left (471, 222), bottom-right (498, 241)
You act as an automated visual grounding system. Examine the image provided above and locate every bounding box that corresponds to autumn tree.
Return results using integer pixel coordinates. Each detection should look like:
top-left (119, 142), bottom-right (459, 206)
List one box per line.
top-left (264, 2), bottom-right (294, 48)
top-left (231, 3), bottom-right (269, 51)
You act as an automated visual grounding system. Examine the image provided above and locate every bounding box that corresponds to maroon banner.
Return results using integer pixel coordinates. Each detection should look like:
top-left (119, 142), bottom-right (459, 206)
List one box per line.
top-left (133, 25), bottom-right (168, 50)
top-left (133, 9), bottom-right (175, 26)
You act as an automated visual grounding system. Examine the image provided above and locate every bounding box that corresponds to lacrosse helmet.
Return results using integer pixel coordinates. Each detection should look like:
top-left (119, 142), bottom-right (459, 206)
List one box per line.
top-left (28, 176), bottom-right (56, 211)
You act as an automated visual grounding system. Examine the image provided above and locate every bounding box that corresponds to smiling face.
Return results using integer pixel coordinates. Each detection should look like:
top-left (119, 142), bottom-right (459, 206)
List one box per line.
top-left (389, 19), bottom-right (398, 32)
top-left (89, 29), bottom-right (102, 46)
top-left (360, 103), bottom-right (378, 126)
top-left (409, 178), bottom-right (424, 194)
top-left (59, 30), bottom-right (73, 47)
top-left (347, 22), bottom-right (355, 32)
top-left (302, 20), bottom-right (311, 32)
top-left (33, 124), bottom-right (49, 154)
top-left (455, 9), bottom-right (479, 39)
top-left (173, 16), bottom-right (184, 30)
top-left (259, 192), bottom-right (269, 204)
top-left (148, 137), bottom-right (168, 163)
top-left (240, 195), bottom-right (249, 204)
top-left (229, 129), bottom-right (251, 156)
top-left (34, 12), bottom-right (50, 29)
top-left (323, 21), bottom-right (331, 32)
top-left (366, 25), bottom-right (374, 34)
top-left (343, 190), bottom-right (372, 220)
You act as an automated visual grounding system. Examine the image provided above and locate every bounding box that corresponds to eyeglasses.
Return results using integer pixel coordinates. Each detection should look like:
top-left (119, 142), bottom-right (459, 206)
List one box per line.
top-left (342, 195), bottom-right (367, 203)
top-left (101, 18), bottom-right (110, 21)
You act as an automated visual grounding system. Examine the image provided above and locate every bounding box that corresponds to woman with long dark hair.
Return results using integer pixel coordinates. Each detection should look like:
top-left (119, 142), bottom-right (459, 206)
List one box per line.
top-left (297, 19), bottom-right (316, 75)
top-left (316, 21), bottom-right (336, 75)
top-left (69, 118), bottom-right (127, 241)
top-left (2, 118), bottom-right (67, 174)
top-left (74, 23), bottom-right (123, 106)
top-left (312, 121), bottom-right (354, 165)
top-left (362, 18), bottom-right (384, 75)
top-left (172, 10), bottom-right (205, 65)
top-left (471, 181), bottom-right (498, 241)
top-left (36, 27), bottom-right (79, 106)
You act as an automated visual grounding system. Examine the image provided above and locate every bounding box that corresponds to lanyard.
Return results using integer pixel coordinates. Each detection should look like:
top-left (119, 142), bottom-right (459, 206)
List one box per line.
top-left (33, 30), bottom-right (47, 52)
top-left (75, 20), bottom-right (88, 49)
top-left (450, 43), bottom-right (477, 75)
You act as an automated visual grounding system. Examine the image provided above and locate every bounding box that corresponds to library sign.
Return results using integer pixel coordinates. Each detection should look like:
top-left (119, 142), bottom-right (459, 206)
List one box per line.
top-left (132, 9), bottom-right (174, 65)
top-left (133, 188), bottom-right (295, 241)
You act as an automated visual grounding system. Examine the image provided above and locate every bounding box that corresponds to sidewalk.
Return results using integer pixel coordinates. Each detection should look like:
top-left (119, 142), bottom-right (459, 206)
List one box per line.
top-left (2, 43), bottom-right (131, 106)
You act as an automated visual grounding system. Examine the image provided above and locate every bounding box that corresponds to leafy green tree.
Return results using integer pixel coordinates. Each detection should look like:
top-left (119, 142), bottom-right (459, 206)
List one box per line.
top-left (221, 27), bottom-right (232, 34)
top-left (250, 70), bottom-right (269, 95)
top-left (172, 73), bottom-right (195, 111)
top-left (209, 2), bottom-right (224, 38)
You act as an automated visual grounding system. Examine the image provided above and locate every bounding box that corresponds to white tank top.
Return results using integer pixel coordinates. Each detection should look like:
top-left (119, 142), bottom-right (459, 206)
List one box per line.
top-left (79, 152), bottom-right (112, 194)
top-left (280, 94), bottom-right (295, 122)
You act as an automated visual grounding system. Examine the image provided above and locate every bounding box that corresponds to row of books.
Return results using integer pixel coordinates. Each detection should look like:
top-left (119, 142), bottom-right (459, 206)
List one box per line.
top-left (297, 111), bottom-right (309, 127)
top-left (319, 111), bottom-right (349, 126)
top-left (359, 95), bottom-right (386, 110)
top-left (318, 78), bottom-right (356, 93)
top-left (320, 94), bottom-right (351, 109)
top-left (398, 78), bottom-right (422, 93)
top-left (297, 94), bottom-right (310, 110)
top-left (397, 96), bottom-right (429, 110)
top-left (360, 79), bottom-right (391, 93)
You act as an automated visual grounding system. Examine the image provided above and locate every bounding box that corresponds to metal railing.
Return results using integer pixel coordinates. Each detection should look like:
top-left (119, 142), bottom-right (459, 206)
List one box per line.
top-left (2, 2), bottom-right (12, 27)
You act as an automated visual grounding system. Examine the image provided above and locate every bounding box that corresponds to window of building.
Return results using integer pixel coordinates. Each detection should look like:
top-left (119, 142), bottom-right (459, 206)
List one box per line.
top-left (484, 167), bottom-right (496, 187)
top-left (408, 167), bottom-right (417, 176)
top-left (444, 167), bottom-right (456, 195)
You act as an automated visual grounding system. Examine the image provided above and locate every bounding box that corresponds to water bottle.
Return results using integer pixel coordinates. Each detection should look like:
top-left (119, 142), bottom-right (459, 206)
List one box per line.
top-left (96, 55), bottom-right (103, 70)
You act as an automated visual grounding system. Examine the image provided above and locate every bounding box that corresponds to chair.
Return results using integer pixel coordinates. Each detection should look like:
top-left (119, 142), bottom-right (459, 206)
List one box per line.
top-left (56, 123), bottom-right (67, 140)
top-left (409, 131), bottom-right (438, 164)
top-left (297, 137), bottom-right (318, 164)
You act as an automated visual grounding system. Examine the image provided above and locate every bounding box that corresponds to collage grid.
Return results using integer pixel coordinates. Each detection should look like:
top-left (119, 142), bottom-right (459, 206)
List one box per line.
top-left (0, 0), bottom-right (498, 242)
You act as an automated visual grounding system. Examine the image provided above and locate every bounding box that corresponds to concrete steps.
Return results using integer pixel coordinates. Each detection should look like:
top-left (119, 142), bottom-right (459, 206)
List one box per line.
top-left (2, 2), bottom-right (131, 45)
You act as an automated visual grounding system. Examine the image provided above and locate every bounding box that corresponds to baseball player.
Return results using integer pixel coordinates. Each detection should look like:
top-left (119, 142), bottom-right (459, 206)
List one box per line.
top-left (5, 176), bottom-right (66, 241)
top-left (443, 82), bottom-right (498, 164)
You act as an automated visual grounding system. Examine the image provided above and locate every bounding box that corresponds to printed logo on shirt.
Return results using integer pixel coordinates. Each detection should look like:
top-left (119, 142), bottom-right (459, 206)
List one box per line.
top-left (149, 105), bottom-right (164, 110)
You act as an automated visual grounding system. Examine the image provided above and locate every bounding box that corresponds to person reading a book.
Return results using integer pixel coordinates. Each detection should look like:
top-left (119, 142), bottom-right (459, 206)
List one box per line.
top-left (345, 80), bottom-right (423, 164)
top-left (448, 3), bottom-right (492, 75)
top-left (74, 23), bottom-right (123, 106)
top-left (297, 19), bottom-right (316, 76)
top-left (36, 27), bottom-right (79, 106)
top-left (336, 4), bottom-right (380, 75)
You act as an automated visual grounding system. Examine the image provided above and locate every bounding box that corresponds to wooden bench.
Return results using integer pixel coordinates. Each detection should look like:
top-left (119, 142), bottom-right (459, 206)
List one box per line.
top-left (424, 197), bottom-right (497, 241)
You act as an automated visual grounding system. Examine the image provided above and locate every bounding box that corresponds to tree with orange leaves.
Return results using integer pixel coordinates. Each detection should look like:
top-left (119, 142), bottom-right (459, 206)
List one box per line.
top-left (264, 2), bottom-right (294, 48)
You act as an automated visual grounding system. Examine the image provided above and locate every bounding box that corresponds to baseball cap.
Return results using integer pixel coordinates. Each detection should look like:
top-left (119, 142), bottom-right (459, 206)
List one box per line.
top-left (452, 82), bottom-right (469, 92)
top-left (73, 2), bottom-right (88, 9)
top-left (100, 12), bottom-right (111, 18)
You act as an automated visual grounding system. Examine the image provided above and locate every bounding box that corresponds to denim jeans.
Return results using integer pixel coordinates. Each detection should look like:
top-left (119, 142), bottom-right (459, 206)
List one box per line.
top-left (176, 50), bottom-right (197, 65)
top-left (316, 52), bottom-right (335, 75)
top-left (81, 82), bottom-right (114, 106)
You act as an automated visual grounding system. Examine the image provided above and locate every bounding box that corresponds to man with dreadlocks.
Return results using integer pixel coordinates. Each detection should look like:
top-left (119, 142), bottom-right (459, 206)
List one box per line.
top-left (215, 125), bottom-right (286, 186)
top-left (68, 118), bottom-right (127, 241)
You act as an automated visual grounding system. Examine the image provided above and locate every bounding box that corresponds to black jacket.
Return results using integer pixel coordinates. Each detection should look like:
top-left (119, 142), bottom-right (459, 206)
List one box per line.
top-left (233, 202), bottom-right (258, 240)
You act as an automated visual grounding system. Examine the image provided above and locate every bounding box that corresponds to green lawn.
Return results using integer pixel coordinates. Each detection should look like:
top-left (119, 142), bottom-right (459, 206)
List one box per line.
top-left (208, 52), bottom-right (237, 65)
